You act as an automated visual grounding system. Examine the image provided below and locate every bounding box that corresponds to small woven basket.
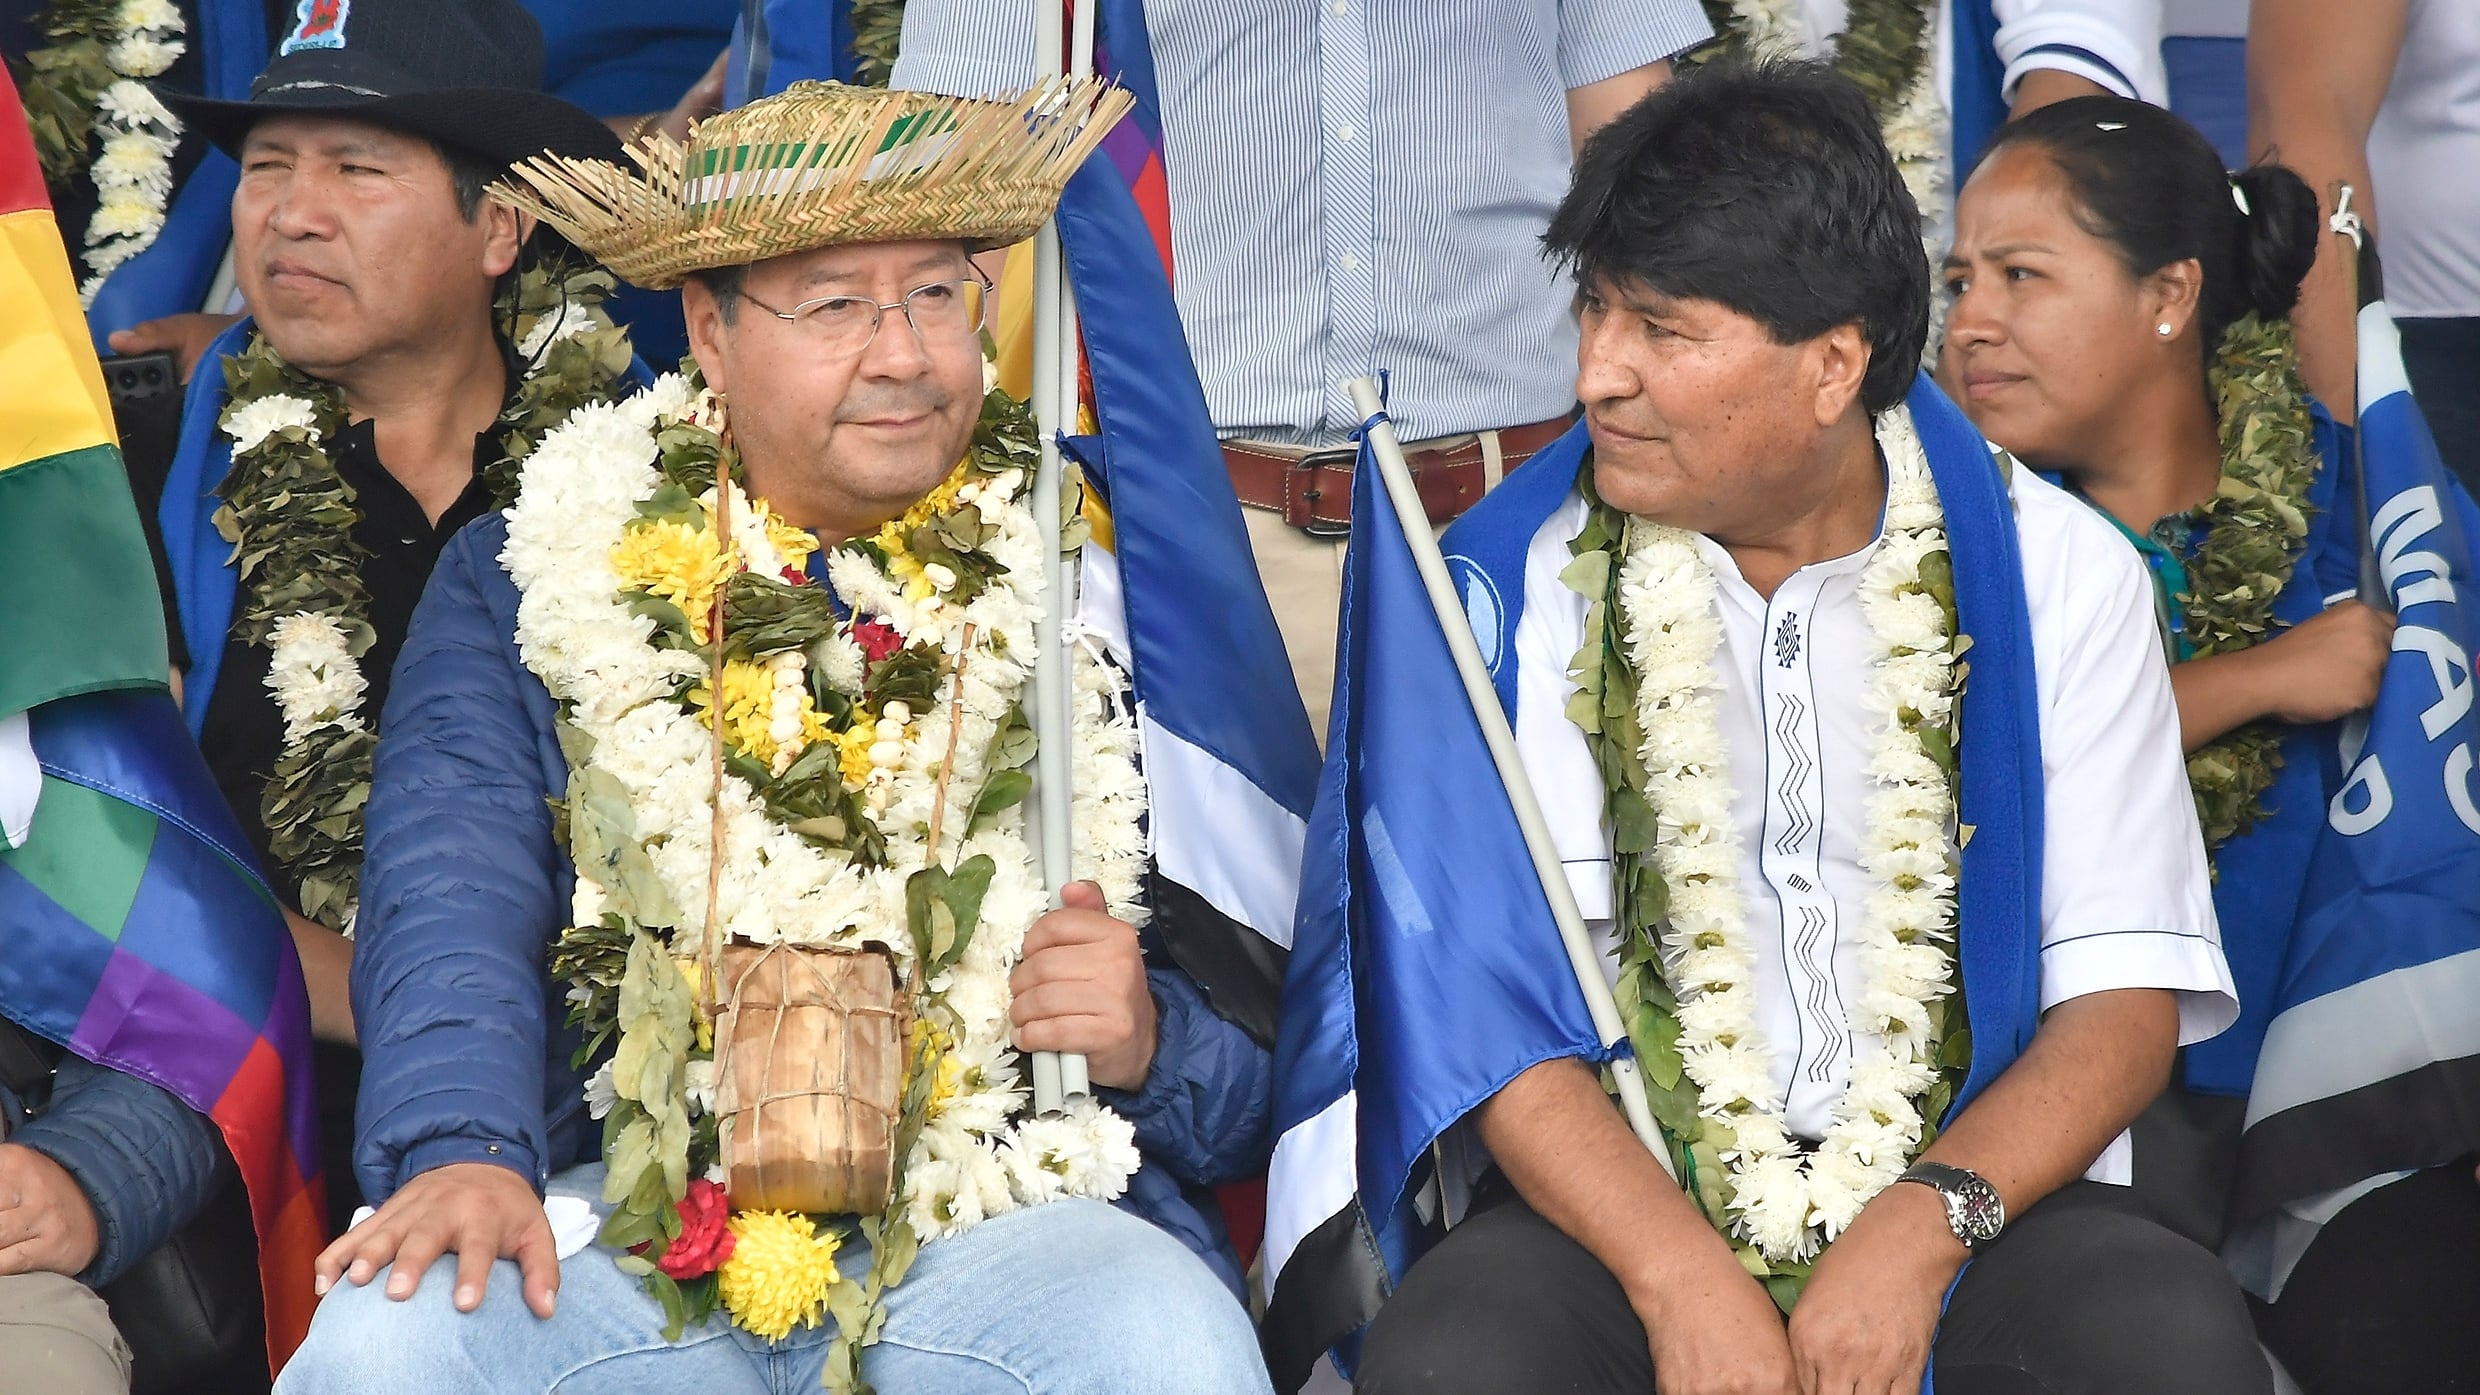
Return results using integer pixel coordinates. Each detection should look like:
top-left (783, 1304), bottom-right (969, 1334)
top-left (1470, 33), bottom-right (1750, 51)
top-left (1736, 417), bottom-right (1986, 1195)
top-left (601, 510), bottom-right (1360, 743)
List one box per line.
top-left (711, 941), bottom-right (906, 1215)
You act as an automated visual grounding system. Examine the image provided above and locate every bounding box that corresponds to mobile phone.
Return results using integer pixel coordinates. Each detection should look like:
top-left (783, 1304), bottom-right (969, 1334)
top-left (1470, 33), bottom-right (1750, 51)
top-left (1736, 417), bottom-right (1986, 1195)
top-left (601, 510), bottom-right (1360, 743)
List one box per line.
top-left (98, 350), bottom-right (183, 496)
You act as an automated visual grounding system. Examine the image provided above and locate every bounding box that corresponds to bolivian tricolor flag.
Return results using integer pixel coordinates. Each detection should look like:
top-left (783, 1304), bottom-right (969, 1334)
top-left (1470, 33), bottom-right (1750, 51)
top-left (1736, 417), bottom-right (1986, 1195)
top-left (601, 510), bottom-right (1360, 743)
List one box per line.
top-left (0, 69), bottom-right (169, 727)
top-left (0, 66), bottom-right (326, 1374)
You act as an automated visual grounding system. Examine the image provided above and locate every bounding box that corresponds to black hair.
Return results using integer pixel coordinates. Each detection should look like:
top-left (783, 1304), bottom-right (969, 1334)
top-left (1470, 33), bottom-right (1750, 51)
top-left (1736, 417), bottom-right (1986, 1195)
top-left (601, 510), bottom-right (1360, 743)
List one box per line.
top-left (690, 263), bottom-right (746, 325)
top-left (1544, 56), bottom-right (1929, 415)
top-left (435, 139), bottom-right (498, 223)
top-left (1974, 96), bottom-right (2319, 359)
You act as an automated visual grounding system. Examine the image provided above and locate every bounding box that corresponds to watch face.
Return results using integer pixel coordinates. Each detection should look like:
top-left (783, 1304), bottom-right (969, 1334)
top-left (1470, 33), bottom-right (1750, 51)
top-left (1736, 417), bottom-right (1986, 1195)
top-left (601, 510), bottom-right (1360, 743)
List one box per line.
top-left (1956, 1181), bottom-right (2005, 1243)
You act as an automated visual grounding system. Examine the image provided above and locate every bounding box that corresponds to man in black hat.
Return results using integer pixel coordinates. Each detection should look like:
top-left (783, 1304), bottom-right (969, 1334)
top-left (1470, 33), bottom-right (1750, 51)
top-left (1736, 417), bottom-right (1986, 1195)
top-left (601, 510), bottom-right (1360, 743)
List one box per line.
top-left (140, 0), bottom-right (639, 1239)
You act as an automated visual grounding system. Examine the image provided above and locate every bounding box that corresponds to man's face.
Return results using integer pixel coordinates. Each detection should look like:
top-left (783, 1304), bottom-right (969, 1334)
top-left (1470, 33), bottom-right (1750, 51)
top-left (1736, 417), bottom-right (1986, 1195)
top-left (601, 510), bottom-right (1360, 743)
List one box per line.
top-left (1575, 276), bottom-right (1866, 541)
top-left (685, 240), bottom-right (985, 535)
top-left (231, 115), bottom-right (520, 377)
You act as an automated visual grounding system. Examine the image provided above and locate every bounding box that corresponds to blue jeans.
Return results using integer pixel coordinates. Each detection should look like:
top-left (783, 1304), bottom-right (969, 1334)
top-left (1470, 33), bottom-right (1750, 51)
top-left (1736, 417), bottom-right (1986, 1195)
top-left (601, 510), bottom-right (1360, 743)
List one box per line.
top-left (276, 1166), bottom-right (1273, 1394)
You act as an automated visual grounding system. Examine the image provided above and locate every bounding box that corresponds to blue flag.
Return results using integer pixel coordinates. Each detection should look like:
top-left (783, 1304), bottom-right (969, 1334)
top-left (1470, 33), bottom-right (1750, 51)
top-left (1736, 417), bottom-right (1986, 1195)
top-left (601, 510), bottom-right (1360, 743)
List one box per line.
top-left (1053, 145), bottom-right (1322, 1043)
top-left (2225, 299), bottom-right (2480, 1283)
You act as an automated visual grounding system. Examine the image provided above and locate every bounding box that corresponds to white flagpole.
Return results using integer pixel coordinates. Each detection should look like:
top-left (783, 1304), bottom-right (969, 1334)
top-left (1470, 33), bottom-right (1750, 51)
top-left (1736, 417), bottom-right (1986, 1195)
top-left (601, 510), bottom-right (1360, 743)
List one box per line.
top-left (1343, 377), bottom-right (1679, 1181)
top-left (1027, 5), bottom-right (1088, 1114)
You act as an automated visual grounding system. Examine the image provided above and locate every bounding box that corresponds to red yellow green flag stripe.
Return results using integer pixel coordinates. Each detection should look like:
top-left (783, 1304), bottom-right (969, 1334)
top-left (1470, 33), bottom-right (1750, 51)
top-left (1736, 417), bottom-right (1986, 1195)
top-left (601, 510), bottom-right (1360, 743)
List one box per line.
top-left (0, 62), bottom-right (171, 723)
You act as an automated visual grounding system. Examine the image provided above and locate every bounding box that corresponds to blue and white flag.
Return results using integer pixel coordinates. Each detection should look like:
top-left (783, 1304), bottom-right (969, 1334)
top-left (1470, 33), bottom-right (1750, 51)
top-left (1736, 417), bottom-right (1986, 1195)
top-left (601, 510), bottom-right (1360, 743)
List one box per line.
top-left (1261, 374), bottom-right (2054, 1390)
top-left (2223, 290), bottom-right (2480, 1293)
top-left (1052, 151), bottom-right (1322, 1045)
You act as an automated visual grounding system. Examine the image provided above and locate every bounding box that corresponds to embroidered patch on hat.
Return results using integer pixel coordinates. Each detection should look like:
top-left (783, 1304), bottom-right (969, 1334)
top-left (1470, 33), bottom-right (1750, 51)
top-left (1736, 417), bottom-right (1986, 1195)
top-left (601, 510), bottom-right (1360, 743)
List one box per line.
top-left (279, 0), bottom-right (351, 54)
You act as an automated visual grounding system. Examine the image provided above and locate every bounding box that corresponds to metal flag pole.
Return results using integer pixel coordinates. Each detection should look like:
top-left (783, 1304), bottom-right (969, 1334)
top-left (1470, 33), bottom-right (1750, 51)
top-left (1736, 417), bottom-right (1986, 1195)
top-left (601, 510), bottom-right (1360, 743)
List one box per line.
top-left (1343, 376), bottom-right (1678, 1180)
top-left (1027, 3), bottom-right (1089, 1114)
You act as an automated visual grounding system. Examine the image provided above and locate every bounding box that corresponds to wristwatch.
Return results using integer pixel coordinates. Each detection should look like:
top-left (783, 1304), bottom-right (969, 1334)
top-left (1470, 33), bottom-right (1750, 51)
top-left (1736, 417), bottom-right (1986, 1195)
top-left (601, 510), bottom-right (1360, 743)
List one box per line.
top-left (1897, 1161), bottom-right (2006, 1251)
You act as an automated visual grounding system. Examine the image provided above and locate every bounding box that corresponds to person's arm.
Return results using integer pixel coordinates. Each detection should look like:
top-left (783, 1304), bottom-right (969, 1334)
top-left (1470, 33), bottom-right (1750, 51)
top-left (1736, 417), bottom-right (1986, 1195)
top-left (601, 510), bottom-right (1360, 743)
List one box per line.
top-left (1565, 63), bottom-right (1671, 156)
top-left (1788, 491), bottom-right (2234, 1393)
top-left (1558, 0), bottom-right (1713, 154)
top-left (1480, 1059), bottom-right (1800, 1395)
top-left (1094, 966), bottom-right (1272, 1187)
top-left (7, 1057), bottom-right (228, 1286)
top-left (2248, 0), bottom-right (2410, 421)
top-left (1993, 0), bottom-right (2168, 109)
top-left (290, 908), bottom-right (356, 1044)
top-left (318, 519), bottom-right (563, 1318)
top-left (1785, 991), bottom-right (2176, 1392)
top-left (2168, 601), bottom-right (2396, 750)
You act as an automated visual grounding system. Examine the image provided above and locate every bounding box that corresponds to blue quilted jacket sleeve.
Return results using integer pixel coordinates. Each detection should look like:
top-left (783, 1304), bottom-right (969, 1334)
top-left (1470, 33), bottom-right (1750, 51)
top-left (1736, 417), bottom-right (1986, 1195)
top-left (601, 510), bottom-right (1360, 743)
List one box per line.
top-left (353, 514), bottom-right (579, 1201)
top-left (1103, 967), bottom-right (1273, 1188)
top-left (13, 1055), bottom-right (228, 1286)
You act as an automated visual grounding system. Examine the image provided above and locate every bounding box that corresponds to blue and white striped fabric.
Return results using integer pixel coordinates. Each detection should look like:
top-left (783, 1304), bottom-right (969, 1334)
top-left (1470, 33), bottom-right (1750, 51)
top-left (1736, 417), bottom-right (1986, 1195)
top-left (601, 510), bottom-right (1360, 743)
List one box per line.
top-left (889, 0), bottom-right (1713, 445)
top-left (1054, 150), bottom-right (1323, 1042)
top-left (2221, 296), bottom-right (2480, 1300)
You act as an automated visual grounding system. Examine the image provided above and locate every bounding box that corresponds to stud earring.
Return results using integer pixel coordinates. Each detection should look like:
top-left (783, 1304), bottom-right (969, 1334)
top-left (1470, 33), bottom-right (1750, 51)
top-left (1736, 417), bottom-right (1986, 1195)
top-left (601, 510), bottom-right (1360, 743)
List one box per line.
top-left (2157, 323), bottom-right (2175, 338)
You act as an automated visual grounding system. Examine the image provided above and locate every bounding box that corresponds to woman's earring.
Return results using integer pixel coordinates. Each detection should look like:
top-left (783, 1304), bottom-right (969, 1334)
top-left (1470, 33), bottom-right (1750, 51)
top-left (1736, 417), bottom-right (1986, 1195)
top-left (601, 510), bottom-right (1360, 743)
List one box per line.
top-left (2157, 323), bottom-right (2175, 338)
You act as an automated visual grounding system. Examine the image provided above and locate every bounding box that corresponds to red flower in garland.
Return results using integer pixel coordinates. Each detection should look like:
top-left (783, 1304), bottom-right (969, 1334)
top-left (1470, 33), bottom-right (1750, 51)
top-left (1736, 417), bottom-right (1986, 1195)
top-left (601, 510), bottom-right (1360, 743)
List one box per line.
top-left (852, 619), bottom-right (905, 663)
top-left (655, 1178), bottom-right (736, 1279)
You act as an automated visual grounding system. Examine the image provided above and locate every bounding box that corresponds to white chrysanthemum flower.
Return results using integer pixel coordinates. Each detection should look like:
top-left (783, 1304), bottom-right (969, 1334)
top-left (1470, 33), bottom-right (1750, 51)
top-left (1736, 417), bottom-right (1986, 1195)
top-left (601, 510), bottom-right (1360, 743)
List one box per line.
top-left (517, 300), bottom-right (595, 359)
top-left (96, 78), bottom-right (174, 129)
top-left (105, 35), bottom-right (179, 76)
top-left (582, 1058), bottom-right (619, 1119)
top-left (224, 393), bottom-right (321, 455)
top-left (265, 611), bottom-right (366, 744)
top-left (117, 0), bottom-right (181, 34)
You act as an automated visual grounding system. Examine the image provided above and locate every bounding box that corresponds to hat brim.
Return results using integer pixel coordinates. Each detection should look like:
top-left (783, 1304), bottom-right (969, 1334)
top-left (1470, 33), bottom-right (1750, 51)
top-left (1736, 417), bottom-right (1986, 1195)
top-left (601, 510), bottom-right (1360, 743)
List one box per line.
top-left (163, 85), bottom-right (623, 170)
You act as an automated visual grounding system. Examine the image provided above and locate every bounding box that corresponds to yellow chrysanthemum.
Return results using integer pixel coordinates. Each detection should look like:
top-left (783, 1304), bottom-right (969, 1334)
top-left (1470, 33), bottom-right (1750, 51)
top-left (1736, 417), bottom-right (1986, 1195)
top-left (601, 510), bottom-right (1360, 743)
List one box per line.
top-left (834, 717), bottom-right (879, 791)
top-left (758, 509), bottom-right (819, 576)
top-left (611, 519), bottom-right (732, 641)
top-left (688, 660), bottom-right (778, 759)
top-left (676, 958), bottom-right (713, 1051)
top-left (717, 1209), bottom-right (841, 1341)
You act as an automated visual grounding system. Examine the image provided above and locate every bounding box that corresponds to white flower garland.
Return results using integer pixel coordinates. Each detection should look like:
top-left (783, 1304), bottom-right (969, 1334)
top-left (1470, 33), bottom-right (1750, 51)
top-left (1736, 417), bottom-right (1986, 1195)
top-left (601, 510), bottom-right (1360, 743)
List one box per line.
top-left (1615, 404), bottom-right (1961, 1263)
top-left (77, 0), bottom-right (186, 304)
top-left (504, 376), bottom-right (1145, 1245)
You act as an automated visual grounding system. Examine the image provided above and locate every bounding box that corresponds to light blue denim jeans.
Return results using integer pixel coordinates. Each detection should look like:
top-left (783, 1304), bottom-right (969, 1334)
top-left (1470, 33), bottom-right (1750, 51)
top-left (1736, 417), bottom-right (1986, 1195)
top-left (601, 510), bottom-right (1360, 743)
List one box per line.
top-left (276, 1165), bottom-right (1273, 1395)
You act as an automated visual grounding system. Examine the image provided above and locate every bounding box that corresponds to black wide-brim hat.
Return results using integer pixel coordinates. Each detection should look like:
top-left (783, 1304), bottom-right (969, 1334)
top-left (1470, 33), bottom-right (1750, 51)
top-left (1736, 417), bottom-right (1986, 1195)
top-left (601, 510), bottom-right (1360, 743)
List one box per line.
top-left (163, 0), bottom-right (620, 170)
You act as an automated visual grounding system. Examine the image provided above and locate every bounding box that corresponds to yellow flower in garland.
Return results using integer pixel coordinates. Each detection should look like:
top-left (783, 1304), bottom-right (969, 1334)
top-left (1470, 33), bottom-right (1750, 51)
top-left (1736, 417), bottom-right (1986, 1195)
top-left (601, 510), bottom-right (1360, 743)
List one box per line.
top-left (865, 463), bottom-right (970, 558)
top-left (717, 1209), bottom-right (842, 1341)
top-left (759, 509), bottom-right (819, 577)
top-left (910, 1017), bottom-right (965, 1116)
top-left (611, 519), bottom-right (732, 641)
top-left (834, 717), bottom-right (881, 790)
top-left (689, 660), bottom-right (778, 757)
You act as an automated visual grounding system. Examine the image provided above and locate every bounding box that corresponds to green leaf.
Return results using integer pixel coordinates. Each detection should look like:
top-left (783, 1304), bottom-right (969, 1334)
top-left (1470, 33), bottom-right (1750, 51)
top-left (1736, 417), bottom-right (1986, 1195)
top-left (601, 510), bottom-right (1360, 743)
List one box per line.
top-left (965, 770), bottom-right (1032, 834)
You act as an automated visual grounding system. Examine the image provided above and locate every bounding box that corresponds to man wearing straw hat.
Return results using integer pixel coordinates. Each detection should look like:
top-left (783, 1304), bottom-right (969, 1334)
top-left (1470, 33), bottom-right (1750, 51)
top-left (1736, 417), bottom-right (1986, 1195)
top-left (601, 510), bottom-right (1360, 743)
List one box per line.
top-left (279, 79), bottom-right (1275, 1395)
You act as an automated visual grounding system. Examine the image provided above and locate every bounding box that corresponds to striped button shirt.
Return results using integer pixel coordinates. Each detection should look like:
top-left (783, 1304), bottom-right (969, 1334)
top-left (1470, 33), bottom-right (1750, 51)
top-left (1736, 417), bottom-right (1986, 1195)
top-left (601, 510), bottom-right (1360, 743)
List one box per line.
top-left (891, 0), bottom-right (1712, 444)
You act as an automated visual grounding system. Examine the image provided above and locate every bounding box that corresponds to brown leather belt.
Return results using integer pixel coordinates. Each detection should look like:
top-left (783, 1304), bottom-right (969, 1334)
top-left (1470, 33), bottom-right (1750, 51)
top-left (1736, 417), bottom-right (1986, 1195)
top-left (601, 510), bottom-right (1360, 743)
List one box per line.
top-left (1222, 416), bottom-right (1572, 537)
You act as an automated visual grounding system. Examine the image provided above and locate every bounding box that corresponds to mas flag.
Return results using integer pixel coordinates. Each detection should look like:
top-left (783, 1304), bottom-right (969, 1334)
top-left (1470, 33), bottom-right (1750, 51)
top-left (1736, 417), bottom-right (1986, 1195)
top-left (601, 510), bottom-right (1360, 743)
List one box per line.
top-left (1256, 425), bottom-right (1612, 1392)
top-left (0, 64), bottom-right (169, 732)
top-left (1052, 147), bottom-right (1321, 1051)
top-left (2226, 282), bottom-right (2480, 1292)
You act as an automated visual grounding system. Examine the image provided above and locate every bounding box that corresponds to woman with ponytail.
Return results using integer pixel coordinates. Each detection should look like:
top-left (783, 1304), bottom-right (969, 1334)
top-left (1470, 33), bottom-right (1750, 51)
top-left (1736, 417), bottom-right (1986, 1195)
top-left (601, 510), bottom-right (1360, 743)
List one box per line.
top-left (1941, 95), bottom-right (2480, 1395)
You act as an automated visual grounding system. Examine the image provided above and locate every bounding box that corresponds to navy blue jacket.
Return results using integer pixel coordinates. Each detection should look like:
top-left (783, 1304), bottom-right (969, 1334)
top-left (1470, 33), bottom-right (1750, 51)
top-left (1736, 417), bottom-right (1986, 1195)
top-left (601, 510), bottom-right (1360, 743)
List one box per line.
top-left (4, 1056), bottom-right (225, 1287)
top-left (352, 514), bottom-right (1273, 1291)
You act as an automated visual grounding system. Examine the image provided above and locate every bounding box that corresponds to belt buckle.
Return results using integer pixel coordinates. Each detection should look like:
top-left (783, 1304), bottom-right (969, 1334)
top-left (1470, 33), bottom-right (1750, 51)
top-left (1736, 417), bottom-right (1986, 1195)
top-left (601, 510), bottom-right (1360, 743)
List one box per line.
top-left (1293, 445), bottom-right (1357, 538)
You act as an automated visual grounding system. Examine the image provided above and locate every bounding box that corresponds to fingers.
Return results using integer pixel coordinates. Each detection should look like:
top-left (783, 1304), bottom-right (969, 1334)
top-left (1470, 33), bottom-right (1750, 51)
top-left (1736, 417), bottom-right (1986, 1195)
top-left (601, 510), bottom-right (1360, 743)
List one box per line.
top-left (1058, 879), bottom-right (1107, 913)
top-left (1012, 1012), bottom-right (1124, 1055)
top-left (384, 1218), bottom-right (452, 1302)
top-left (511, 1215), bottom-right (562, 1320)
top-left (451, 1232), bottom-right (498, 1313)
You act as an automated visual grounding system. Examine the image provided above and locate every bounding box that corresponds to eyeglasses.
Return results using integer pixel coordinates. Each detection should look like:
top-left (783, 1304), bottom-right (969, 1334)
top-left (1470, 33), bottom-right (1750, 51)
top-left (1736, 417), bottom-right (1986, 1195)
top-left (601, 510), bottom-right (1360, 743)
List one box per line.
top-left (738, 277), bottom-right (991, 358)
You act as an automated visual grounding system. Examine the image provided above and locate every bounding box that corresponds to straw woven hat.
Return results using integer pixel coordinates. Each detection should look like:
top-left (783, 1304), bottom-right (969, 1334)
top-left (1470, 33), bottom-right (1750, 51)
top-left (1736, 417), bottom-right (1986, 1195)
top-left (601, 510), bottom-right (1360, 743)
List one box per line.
top-left (493, 78), bottom-right (1133, 290)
